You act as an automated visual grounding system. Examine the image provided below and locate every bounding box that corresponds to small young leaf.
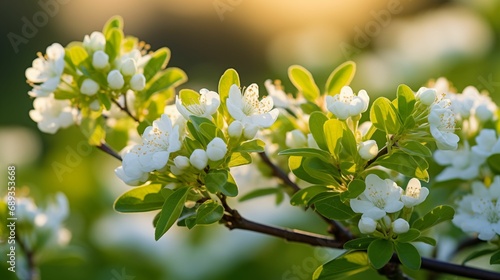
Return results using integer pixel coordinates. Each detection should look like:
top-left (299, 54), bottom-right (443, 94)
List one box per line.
top-left (205, 169), bottom-right (228, 194)
top-left (143, 47), bottom-right (171, 81)
top-left (102, 15), bottom-right (124, 37)
top-left (114, 184), bottom-right (164, 213)
top-left (367, 239), bottom-right (393, 269)
top-left (396, 84), bottom-right (416, 121)
top-left (218, 68), bottom-right (240, 104)
top-left (288, 65), bottom-right (320, 102)
top-left (412, 205), bottom-right (455, 231)
top-left (239, 188), bottom-right (279, 202)
top-left (105, 28), bottom-right (123, 63)
top-left (344, 237), bottom-right (377, 250)
top-left (396, 229), bottom-right (420, 243)
top-left (395, 242), bottom-right (421, 270)
top-left (313, 251), bottom-right (371, 280)
top-left (487, 154), bottom-right (500, 174)
top-left (155, 186), bottom-right (191, 240)
top-left (462, 248), bottom-right (499, 265)
top-left (324, 119), bottom-right (344, 159)
top-left (490, 250), bottom-right (500, 264)
top-left (341, 179), bottom-right (365, 200)
top-left (289, 156), bottom-right (325, 184)
top-left (370, 97), bottom-right (401, 134)
top-left (142, 67), bottom-right (187, 100)
top-left (228, 152), bottom-right (252, 167)
top-left (314, 193), bottom-right (356, 220)
top-left (309, 111), bottom-right (329, 151)
top-left (237, 139), bottom-right (265, 153)
top-left (290, 185), bottom-right (330, 206)
top-left (279, 147), bottom-right (332, 163)
top-left (398, 140), bottom-right (432, 158)
top-left (222, 172), bottom-right (239, 197)
top-left (325, 61), bottom-right (356, 96)
top-left (195, 200), bottom-right (224, 225)
top-left (413, 236), bottom-right (436, 246)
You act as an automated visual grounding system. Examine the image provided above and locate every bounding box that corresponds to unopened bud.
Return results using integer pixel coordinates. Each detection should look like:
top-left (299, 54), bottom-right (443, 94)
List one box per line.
top-left (228, 121), bottom-right (243, 138)
top-left (120, 58), bottom-right (137, 76)
top-left (476, 104), bottom-right (494, 122)
top-left (418, 88), bottom-right (436, 106)
top-left (173, 156), bottom-right (190, 170)
top-left (286, 129), bottom-right (307, 148)
top-left (92, 51), bottom-right (109, 69)
top-left (80, 79), bottom-right (100, 96)
top-left (359, 217), bottom-right (377, 234)
top-left (358, 140), bottom-right (378, 160)
top-left (107, 70), bottom-right (125, 90)
top-left (190, 149), bottom-right (208, 170)
top-left (206, 137), bottom-right (227, 161)
top-left (392, 218), bottom-right (410, 234)
top-left (130, 73), bottom-right (146, 91)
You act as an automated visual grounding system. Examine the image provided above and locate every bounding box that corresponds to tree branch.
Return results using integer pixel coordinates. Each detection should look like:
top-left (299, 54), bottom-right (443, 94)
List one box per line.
top-left (112, 99), bottom-right (140, 123)
top-left (220, 199), bottom-right (500, 280)
top-left (258, 152), bottom-right (352, 242)
top-left (96, 143), bottom-right (122, 161)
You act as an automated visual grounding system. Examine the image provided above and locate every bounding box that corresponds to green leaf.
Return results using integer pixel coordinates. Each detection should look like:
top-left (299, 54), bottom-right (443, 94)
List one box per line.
top-left (142, 67), bottom-right (187, 100)
top-left (53, 89), bottom-right (78, 100)
top-left (66, 45), bottom-right (89, 70)
top-left (395, 242), bottom-right (421, 270)
top-left (341, 179), bottom-right (366, 200)
top-left (413, 236), bottom-right (436, 246)
top-left (367, 239), bottom-right (393, 269)
top-left (313, 251), bottom-right (371, 280)
top-left (398, 140), bottom-right (432, 158)
top-left (102, 15), bottom-right (123, 37)
top-left (302, 157), bottom-right (341, 186)
top-left (195, 200), bottom-right (224, 225)
top-left (344, 237), bottom-right (377, 250)
top-left (239, 188), bottom-right (280, 202)
top-left (290, 185), bottom-right (330, 206)
top-left (325, 61), bottom-right (356, 96)
top-left (462, 248), bottom-right (499, 265)
top-left (289, 156), bottom-right (326, 184)
top-left (218, 68), bottom-right (240, 104)
top-left (143, 47), bottom-right (171, 81)
top-left (205, 169), bottom-right (228, 194)
top-left (223, 172), bottom-right (239, 197)
top-left (396, 229), bottom-right (420, 243)
top-left (288, 65), bottom-right (320, 102)
top-left (374, 151), bottom-right (429, 181)
top-left (370, 97), bottom-right (401, 134)
top-left (324, 119), bottom-right (344, 159)
top-left (228, 152), bottom-right (252, 167)
top-left (300, 101), bottom-right (322, 114)
top-left (80, 114), bottom-right (106, 146)
top-left (309, 111), bottom-right (329, 151)
top-left (279, 148), bottom-right (332, 163)
top-left (314, 193), bottom-right (356, 220)
top-left (237, 139), bottom-right (265, 153)
top-left (487, 154), bottom-right (500, 174)
top-left (412, 205), bottom-right (455, 231)
top-left (105, 28), bottom-right (123, 63)
top-left (396, 84), bottom-right (416, 121)
top-left (179, 89), bottom-right (200, 106)
top-left (155, 186), bottom-right (191, 240)
top-left (114, 184), bottom-right (165, 213)
top-left (490, 250), bottom-right (500, 264)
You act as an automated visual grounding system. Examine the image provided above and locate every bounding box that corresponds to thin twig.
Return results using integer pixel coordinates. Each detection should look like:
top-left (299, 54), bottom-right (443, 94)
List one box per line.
top-left (112, 99), bottom-right (140, 123)
top-left (16, 234), bottom-right (39, 280)
top-left (96, 143), bottom-right (122, 161)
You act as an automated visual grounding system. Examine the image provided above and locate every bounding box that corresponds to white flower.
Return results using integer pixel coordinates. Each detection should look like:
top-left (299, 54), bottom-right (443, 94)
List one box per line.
top-left (428, 99), bottom-right (459, 150)
top-left (227, 84), bottom-right (279, 128)
top-left (80, 79), bottom-right (100, 96)
top-left (190, 149), bottom-right (208, 170)
top-left (92, 50), bottom-right (109, 69)
top-left (243, 123), bottom-right (259, 139)
top-left (29, 94), bottom-right (77, 134)
top-left (472, 129), bottom-right (500, 158)
top-left (286, 129), bottom-right (307, 148)
top-left (434, 143), bottom-right (483, 181)
top-left (26, 43), bottom-right (65, 97)
top-left (325, 86), bottom-right (369, 120)
top-left (83, 31), bottom-right (106, 52)
top-left (130, 73), bottom-right (146, 91)
top-left (120, 58), bottom-right (137, 76)
top-left (350, 174), bottom-right (404, 220)
top-left (358, 216), bottom-right (377, 234)
top-left (228, 121), bottom-right (243, 138)
top-left (206, 137), bottom-right (227, 161)
top-left (401, 178), bottom-right (429, 207)
top-left (176, 89), bottom-right (220, 120)
top-left (114, 165), bottom-right (148, 186)
top-left (392, 218), bottom-right (410, 234)
top-left (453, 177), bottom-right (500, 241)
top-left (358, 140), bottom-right (378, 160)
top-left (107, 70), bottom-right (125, 90)
top-left (164, 104), bottom-right (186, 137)
top-left (173, 156), bottom-right (190, 170)
top-left (415, 87), bottom-right (436, 106)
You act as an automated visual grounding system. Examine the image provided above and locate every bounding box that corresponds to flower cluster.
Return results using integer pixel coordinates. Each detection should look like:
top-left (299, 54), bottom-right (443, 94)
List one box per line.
top-left (350, 174), bottom-right (429, 235)
top-left (325, 86), bottom-right (369, 120)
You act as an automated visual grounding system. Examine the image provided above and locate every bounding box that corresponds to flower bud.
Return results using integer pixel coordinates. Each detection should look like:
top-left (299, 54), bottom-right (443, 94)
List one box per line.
top-left (358, 140), bottom-right (378, 160)
top-left (174, 156), bottom-right (190, 170)
top-left (80, 79), bottom-right (100, 96)
top-left (130, 73), bottom-right (146, 91)
top-left (89, 100), bottom-right (100, 111)
top-left (358, 217), bottom-right (377, 234)
top-left (476, 104), bottom-right (494, 122)
top-left (170, 165), bottom-right (184, 176)
top-left (83, 31), bottom-right (105, 52)
top-left (92, 51), bottom-right (109, 69)
top-left (107, 70), bottom-right (125, 89)
top-left (120, 58), bottom-right (137, 76)
top-left (418, 88), bottom-right (436, 106)
top-left (190, 149), bottom-right (208, 170)
top-left (243, 123), bottom-right (259, 139)
top-left (392, 218), bottom-right (410, 234)
top-left (307, 133), bottom-right (319, 149)
top-left (228, 121), bottom-right (243, 138)
top-left (206, 137), bottom-right (227, 161)
top-left (286, 129), bottom-right (307, 148)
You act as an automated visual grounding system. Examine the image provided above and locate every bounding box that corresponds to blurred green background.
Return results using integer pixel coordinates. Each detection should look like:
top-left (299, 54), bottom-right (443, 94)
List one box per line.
top-left (1, 0), bottom-right (500, 279)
